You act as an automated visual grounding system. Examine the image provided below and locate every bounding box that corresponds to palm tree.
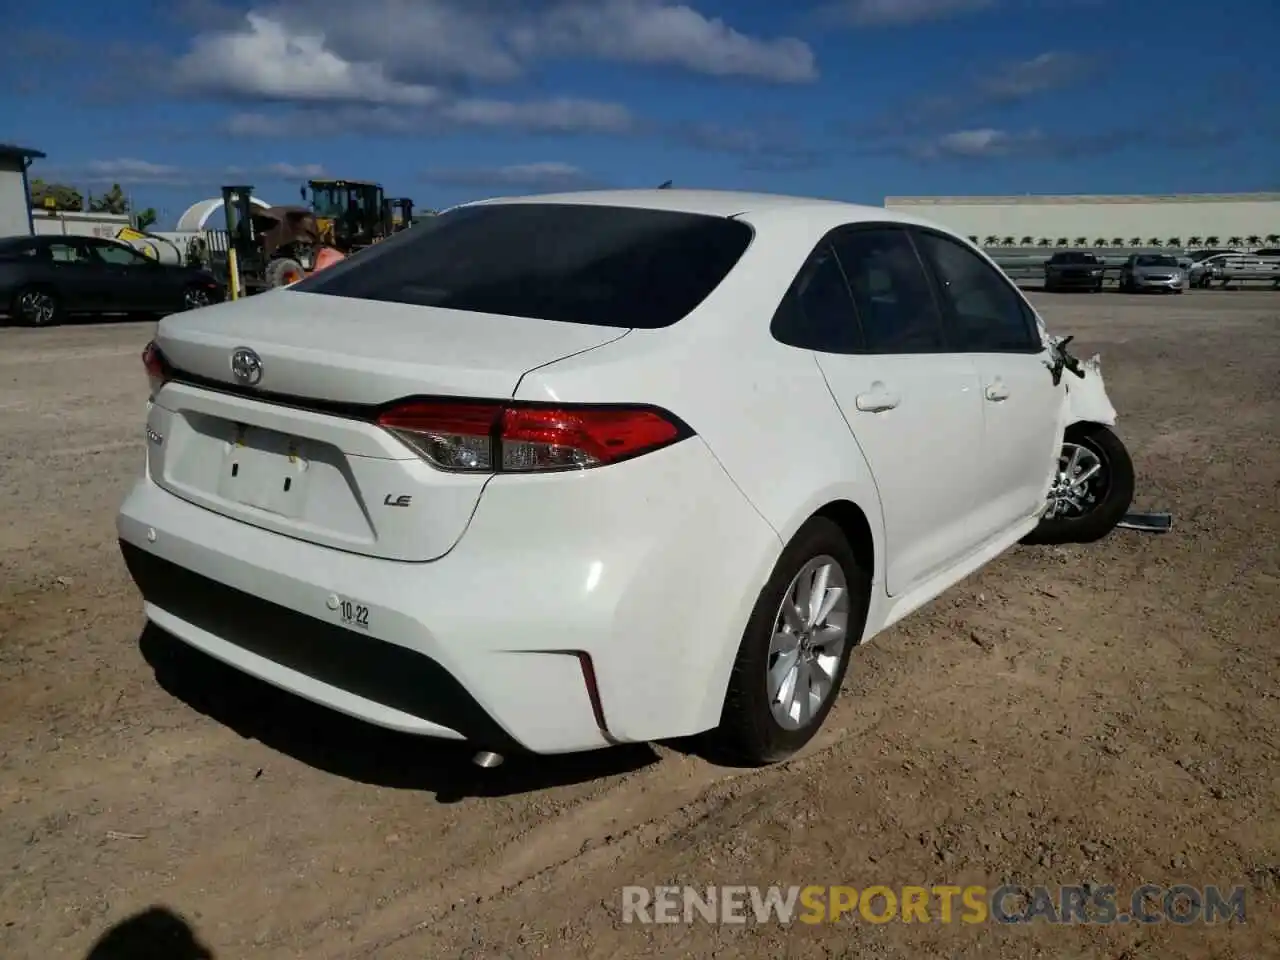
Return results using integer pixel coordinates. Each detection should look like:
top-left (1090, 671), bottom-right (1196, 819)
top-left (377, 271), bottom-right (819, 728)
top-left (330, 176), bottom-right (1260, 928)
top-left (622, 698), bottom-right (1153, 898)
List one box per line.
top-left (1246, 235), bottom-right (1261, 246)
top-left (1166, 237), bottom-right (1182, 248)
top-left (1188, 236), bottom-right (1202, 247)
top-left (1020, 235), bottom-right (1034, 246)
top-left (1228, 236), bottom-right (1243, 246)
top-left (1266, 234), bottom-right (1279, 245)
top-left (1001, 236), bottom-right (1015, 247)
top-left (1129, 237), bottom-right (1142, 247)
top-left (1111, 237), bottom-right (1125, 247)
top-left (1037, 237), bottom-right (1052, 247)
top-left (1094, 237), bottom-right (1108, 247)
top-left (1056, 237), bottom-right (1069, 247)
top-left (1205, 235), bottom-right (1220, 246)
top-left (984, 235), bottom-right (999, 247)
top-left (1147, 237), bottom-right (1162, 247)
top-left (968, 235), bottom-right (979, 244)
top-left (1074, 236), bottom-right (1088, 246)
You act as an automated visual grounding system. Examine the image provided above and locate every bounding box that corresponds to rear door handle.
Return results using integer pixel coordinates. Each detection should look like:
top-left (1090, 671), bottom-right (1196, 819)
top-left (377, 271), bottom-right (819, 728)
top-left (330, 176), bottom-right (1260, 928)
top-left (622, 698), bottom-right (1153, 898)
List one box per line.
top-left (985, 383), bottom-right (1010, 402)
top-left (855, 386), bottom-right (901, 413)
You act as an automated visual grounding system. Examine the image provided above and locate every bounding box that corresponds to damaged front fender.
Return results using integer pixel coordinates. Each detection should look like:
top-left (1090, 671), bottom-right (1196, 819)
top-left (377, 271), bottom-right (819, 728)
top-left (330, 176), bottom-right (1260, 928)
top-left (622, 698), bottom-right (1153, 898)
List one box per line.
top-left (1065, 353), bottom-right (1118, 427)
top-left (1045, 333), bottom-right (1118, 428)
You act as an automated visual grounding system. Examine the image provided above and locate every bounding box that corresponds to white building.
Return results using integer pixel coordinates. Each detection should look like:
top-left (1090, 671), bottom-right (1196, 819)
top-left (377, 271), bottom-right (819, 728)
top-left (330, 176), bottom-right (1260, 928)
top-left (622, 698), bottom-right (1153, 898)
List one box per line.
top-left (0, 143), bottom-right (45, 238)
top-left (884, 193), bottom-right (1280, 247)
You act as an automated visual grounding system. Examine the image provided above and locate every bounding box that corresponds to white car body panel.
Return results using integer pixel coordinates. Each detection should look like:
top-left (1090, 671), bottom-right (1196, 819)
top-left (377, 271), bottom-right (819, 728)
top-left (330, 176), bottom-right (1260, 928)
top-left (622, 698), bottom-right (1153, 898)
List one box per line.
top-left (117, 188), bottom-right (1125, 755)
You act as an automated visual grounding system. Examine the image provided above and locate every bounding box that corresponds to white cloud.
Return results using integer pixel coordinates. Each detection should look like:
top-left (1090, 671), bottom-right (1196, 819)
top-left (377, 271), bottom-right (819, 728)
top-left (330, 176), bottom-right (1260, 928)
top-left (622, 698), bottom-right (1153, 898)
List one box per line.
top-left (84, 158), bottom-right (184, 182)
top-left (172, 1), bottom-right (816, 111)
top-left (49, 158), bottom-right (327, 186)
top-left (421, 161), bottom-right (598, 190)
top-left (223, 97), bottom-right (636, 138)
top-left (821, 0), bottom-right (994, 26)
top-left (508, 0), bottom-right (816, 82)
top-left (174, 13), bottom-right (444, 105)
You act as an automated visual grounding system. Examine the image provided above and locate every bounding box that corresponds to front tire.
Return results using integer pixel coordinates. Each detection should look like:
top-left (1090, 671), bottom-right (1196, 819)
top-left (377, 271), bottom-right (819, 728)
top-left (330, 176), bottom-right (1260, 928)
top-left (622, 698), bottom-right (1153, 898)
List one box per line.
top-left (713, 517), bottom-right (870, 765)
top-left (264, 257), bottom-right (306, 289)
top-left (12, 287), bottom-right (59, 326)
top-left (1024, 423), bottom-right (1135, 546)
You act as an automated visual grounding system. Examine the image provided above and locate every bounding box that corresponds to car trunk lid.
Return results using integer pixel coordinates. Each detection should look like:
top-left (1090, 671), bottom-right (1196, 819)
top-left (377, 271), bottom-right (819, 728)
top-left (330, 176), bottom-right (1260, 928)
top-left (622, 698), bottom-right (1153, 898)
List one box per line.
top-left (148, 290), bottom-right (628, 561)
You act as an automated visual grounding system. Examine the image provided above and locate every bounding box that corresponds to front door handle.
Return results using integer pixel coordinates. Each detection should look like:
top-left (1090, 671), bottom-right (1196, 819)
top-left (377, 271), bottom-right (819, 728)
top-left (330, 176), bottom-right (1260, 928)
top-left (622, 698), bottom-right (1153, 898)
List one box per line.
top-left (985, 383), bottom-right (1010, 402)
top-left (855, 386), bottom-right (901, 413)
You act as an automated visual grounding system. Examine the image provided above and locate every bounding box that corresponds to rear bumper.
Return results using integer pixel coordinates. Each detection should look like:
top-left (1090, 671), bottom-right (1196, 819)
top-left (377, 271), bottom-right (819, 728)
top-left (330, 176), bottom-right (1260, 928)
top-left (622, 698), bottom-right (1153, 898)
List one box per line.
top-left (117, 438), bottom-right (781, 754)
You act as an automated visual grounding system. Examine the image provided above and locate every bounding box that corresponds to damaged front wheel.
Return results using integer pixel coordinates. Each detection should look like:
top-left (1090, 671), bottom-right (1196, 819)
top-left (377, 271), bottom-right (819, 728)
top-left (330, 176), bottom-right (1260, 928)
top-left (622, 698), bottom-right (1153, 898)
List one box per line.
top-left (1023, 423), bottom-right (1135, 545)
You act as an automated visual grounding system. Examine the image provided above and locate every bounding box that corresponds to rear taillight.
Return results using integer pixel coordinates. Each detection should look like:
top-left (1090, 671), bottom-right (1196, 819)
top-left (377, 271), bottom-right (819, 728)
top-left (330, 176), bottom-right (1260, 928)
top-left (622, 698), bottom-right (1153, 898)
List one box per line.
top-left (376, 400), bottom-right (690, 473)
top-left (142, 341), bottom-right (171, 395)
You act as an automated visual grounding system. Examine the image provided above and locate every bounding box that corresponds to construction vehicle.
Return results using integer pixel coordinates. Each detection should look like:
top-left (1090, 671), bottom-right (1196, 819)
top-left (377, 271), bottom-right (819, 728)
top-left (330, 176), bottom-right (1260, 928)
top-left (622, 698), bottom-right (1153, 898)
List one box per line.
top-left (383, 196), bottom-right (415, 233)
top-left (220, 184), bottom-right (332, 298)
top-left (302, 178), bottom-right (408, 253)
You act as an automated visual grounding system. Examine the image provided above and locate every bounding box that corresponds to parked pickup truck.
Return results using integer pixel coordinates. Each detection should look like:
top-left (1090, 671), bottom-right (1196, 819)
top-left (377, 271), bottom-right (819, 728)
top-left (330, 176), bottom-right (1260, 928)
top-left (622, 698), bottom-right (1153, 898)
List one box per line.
top-left (1044, 251), bottom-right (1106, 292)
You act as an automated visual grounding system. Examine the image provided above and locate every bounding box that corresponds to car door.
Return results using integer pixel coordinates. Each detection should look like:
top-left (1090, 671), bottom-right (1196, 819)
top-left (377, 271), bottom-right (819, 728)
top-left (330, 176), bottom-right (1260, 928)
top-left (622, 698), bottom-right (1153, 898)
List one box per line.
top-left (85, 239), bottom-right (166, 312)
top-left (911, 228), bottom-right (1067, 546)
top-left (810, 225), bottom-right (987, 598)
top-left (44, 239), bottom-right (109, 312)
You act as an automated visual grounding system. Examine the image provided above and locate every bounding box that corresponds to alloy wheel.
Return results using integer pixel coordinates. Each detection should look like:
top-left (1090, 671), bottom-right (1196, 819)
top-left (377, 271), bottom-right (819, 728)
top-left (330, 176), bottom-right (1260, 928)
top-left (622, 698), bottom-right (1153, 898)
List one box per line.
top-left (766, 556), bottom-right (850, 730)
top-left (1045, 441), bottom-right (1109, 519)
top-left (18, 291), bottom-right (55, 325)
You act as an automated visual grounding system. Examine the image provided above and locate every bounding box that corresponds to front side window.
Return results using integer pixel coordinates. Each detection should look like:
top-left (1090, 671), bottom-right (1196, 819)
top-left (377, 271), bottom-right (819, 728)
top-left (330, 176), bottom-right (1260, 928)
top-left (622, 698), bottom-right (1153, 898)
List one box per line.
top-left (293, 203), bottom-right (754, 329)
top-left (913, 230), bottom-right (1039, 353)
top-left (829, 227), bottom-right (946, 354)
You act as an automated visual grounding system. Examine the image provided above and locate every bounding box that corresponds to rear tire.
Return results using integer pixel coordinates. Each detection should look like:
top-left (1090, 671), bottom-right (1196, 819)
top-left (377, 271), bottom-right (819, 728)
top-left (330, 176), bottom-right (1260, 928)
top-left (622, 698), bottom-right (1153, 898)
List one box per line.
top-left (1023, 423), bottom-right (1135, 546)
top-left (182, 284), bottom-right (214, 311)
top-left (12, 286), bottom-right (59, 326)
top-left (713, 517), bottom-right (870, 765)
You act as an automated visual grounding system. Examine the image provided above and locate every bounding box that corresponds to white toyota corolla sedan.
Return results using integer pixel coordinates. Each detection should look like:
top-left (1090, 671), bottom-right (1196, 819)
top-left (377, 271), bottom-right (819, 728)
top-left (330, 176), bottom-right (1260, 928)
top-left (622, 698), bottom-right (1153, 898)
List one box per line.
top-left (118, 190), bottom-right (1134, 766)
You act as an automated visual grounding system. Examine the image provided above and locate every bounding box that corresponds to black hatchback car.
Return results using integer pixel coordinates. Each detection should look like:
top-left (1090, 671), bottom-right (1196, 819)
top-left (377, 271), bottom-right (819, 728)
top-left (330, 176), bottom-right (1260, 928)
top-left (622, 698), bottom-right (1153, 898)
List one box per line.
top-left (0, 234), bottom-right (223, 326)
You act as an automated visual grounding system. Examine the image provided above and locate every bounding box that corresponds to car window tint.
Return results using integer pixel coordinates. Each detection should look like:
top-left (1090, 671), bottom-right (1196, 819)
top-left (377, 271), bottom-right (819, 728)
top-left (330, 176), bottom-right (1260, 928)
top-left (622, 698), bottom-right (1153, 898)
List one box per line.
top-left (91, 242), bottom-right (148, 265)
top-left (913, 231), bottom-right (1038, 353)
top-left (292, 203), bottom-right (754, 329)
top-left (48, 242), bottom-right (90, 264)
top-left (829, 228), bottom-right (945, 354)
top-left (770, 243), bottom-right (861, 353)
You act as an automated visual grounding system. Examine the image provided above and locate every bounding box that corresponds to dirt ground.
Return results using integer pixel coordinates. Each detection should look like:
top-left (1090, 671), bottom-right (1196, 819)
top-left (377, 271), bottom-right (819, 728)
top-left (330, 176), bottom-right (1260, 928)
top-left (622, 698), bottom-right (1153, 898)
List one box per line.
top-left (1, 291), bottom-right (1277, 960)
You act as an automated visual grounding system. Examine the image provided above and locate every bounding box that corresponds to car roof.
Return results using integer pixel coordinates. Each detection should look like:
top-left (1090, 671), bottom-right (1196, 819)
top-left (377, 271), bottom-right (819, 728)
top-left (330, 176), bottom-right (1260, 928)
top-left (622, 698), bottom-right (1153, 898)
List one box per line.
top-left (460, 188), bottom-right (930, 228)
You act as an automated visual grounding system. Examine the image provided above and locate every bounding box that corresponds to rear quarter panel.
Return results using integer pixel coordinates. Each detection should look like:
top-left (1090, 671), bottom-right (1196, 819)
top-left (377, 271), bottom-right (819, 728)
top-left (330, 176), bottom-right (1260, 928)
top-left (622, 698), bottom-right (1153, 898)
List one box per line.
top-left (512, 212), bottom-right (888, 606)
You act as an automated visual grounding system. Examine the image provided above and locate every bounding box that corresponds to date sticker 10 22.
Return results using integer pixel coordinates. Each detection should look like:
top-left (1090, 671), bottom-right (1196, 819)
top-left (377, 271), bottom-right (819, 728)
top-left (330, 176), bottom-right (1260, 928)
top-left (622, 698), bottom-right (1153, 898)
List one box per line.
top-left (327, 593), bottom-right (370, 629)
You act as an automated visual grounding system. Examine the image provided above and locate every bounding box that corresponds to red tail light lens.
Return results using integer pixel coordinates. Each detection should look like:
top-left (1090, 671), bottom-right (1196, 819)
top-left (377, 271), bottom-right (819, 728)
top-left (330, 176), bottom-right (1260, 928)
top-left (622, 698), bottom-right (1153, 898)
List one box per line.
top-left (376, 400), bottom-right (689, 473)
top-left (142, 341), bottom-right (171, 394)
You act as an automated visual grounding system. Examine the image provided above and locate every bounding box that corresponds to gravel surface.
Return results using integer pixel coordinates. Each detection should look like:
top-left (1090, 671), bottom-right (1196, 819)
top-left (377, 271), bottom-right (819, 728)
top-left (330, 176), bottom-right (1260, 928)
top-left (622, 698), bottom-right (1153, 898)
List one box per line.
top-left (1, 291), bottom-right (1277, 959)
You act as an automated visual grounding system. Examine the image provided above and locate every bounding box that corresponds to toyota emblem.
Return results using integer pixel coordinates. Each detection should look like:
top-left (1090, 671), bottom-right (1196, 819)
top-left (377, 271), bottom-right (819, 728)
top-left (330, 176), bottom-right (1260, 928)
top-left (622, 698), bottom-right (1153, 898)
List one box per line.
top-left (230, 347), bottom-right (263, 386)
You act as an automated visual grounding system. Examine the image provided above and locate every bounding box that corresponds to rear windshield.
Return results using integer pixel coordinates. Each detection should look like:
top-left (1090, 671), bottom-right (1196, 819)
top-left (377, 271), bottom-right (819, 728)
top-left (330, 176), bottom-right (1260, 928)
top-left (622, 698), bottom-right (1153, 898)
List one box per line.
top-left (292, 202), bottom-right (754, 329)
top-left (1050, 252), bottom-right (1098, 264)
top-left (1135, 255), bottom-right (1178, 267)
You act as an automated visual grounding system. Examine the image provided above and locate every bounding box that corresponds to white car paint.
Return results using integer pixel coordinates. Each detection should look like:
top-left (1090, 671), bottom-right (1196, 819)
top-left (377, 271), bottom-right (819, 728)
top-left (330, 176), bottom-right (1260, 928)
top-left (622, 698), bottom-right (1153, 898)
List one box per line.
top-left (117, 189), bottom-right (1123, 756)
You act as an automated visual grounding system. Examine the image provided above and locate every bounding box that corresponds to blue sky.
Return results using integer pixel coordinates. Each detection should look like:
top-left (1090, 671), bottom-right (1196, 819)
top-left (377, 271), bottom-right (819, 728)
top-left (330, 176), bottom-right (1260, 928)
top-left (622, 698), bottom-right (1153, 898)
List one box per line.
top-left (4, 0), bottom-right (1277, 229)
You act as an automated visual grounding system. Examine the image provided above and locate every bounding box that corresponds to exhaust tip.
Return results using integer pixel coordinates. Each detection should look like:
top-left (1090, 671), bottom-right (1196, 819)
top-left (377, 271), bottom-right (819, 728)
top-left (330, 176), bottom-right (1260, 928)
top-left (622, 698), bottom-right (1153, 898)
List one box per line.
top-left (472, 750), bottom-right (504, 769)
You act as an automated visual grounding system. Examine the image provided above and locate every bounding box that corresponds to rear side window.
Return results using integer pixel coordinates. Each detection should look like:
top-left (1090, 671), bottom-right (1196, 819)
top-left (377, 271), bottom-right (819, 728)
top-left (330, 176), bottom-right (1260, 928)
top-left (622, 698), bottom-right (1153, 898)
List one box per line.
top-left (913, 230), bottom-right (1039, 353)
top-left (770, 243), bottom-right (861, 353)
top-left (829, 227), bottom-right (946, 354)
top-left (292, 203), bottom-right (754, 329)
